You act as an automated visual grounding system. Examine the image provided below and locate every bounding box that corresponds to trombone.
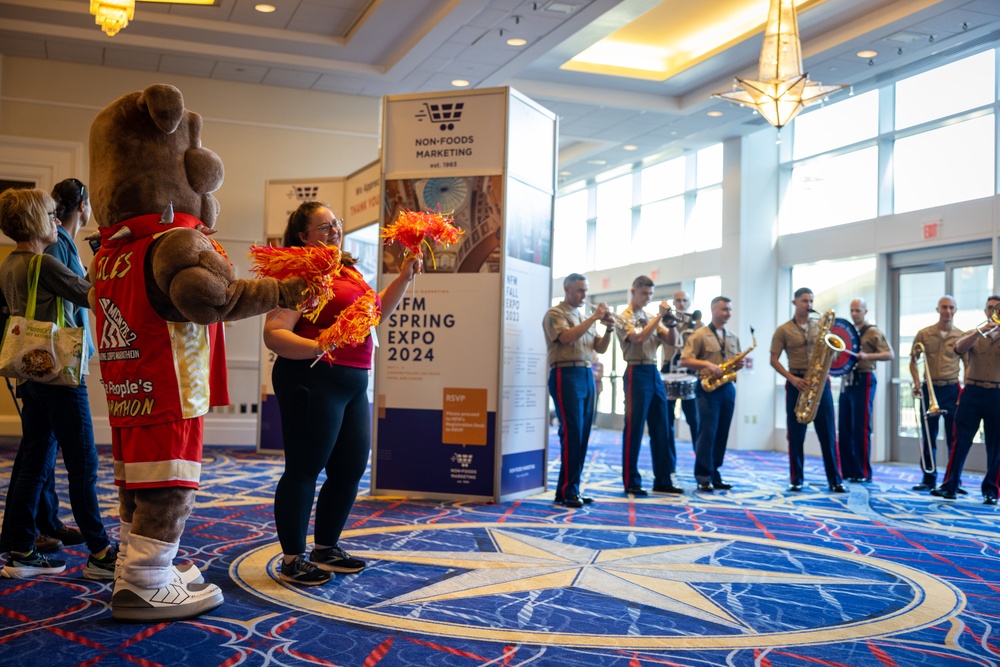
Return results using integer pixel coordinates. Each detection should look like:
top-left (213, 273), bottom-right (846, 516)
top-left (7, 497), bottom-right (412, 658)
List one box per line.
top-left (911, 342), bottom-right (944, 474)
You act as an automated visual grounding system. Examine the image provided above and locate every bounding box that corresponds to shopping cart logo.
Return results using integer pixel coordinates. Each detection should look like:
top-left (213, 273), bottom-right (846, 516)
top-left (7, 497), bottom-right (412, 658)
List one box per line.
top-left (289, 185), bottom-right (320, 201)
top-left (415, 102), bottom-right (465, 131)
top-left (451, 453), bottom-right (474, 468)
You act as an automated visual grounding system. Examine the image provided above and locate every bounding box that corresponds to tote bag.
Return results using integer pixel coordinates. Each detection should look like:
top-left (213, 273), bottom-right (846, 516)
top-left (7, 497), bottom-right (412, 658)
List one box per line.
top-left (0, 254), bottom-right (88, 387)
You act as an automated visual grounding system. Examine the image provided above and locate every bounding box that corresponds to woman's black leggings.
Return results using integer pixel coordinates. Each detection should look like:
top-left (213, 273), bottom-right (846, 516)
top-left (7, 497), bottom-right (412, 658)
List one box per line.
top-left (271, 358), bottom-right (371, 555)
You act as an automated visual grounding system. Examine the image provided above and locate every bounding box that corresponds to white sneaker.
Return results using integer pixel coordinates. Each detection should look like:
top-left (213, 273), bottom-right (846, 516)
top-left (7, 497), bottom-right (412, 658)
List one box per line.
top-left (111, 577), bottom-right (223, 622)
top-left (114, 561), bottom-right (204, 584)
top-left (174, 562), bottom-right (205, 585)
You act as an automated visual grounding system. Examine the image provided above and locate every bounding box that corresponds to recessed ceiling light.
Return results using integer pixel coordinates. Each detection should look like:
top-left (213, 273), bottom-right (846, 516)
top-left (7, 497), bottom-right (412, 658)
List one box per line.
top-left (254, 3), bottom-right (276, 12)
top-left (506, 38), bottom-right (527, 47)
top-left (623, 145), bottom-right (637, 151)
top-left (586, 159), bottom-right (606, 165)
top-left (559, 170), bottom-right (572, 176)
top-left (451, 79), bottom-right (470, 87)
top-left (707, 110), bottom-right (723, 117)
top-left (857, 50), bottom-right (878, 58)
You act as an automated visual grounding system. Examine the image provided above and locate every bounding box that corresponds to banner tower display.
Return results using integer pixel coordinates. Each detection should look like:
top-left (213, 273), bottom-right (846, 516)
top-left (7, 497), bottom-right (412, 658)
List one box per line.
top-left (373, 87), bottom-right (556, 501)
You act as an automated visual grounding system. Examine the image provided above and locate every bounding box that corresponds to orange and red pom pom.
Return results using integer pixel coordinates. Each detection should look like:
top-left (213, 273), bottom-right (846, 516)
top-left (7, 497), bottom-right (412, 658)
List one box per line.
top-left (314, 291), bottom-right (381, 363)
top-left (249, 243), bottom-right (342, 317)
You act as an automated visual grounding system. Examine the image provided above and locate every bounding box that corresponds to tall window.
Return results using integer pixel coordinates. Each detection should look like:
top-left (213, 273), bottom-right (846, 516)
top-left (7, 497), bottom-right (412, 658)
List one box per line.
top-left (789, 257), bottom-right (876, 320)
top-left (553, 188), bottom-right (588, 277)
top-left (781, 147), bottom-right (878, 233)
top-left (595, 174), bottom-right (633, 270)
top-left (553, 144), bottom-right (725, 279)
top-left (793, 91), bottom-right (878, 160)
top-left (782, 47), bottom-right (998, 233)
top-left (895, 50), bottom-right (996, 129)
top-left (893, 115), bottom-right (995, 213)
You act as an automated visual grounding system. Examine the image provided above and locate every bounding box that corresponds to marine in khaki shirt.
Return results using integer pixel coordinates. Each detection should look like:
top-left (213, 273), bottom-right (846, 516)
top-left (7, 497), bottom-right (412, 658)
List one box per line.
top-left (769, 288), bottom-right (844, 492)
top-left (909, 295), bottom-right (963, 491)
top-left (542, 273), bottom-right (614, 508)
top-left (933, 295), bottom-right (1000, 503)
top-left (679, 296), bottom-right (742, 490)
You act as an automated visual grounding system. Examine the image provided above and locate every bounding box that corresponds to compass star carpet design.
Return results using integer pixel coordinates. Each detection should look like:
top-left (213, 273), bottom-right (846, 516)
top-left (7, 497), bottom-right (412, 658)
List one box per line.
top-left (1, 428), bottom-right (999, 667)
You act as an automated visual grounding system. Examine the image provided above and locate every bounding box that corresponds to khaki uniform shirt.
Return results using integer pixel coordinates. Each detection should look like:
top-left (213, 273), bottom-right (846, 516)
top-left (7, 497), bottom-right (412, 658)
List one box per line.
top-left (616, 304), bottom-right (667, 364)
top-left (964, 333), bottom-right (1000, 384)
top-left (770, 318), bottom-right (817, 374)
top-left (856, 322), bottom-right (891, 373)
top-left (911, 324), bottom-right (963, 382)
top-left (681, 324), bottom-right (741, 369)
top-left (543, 302), bottom-right (602, 368)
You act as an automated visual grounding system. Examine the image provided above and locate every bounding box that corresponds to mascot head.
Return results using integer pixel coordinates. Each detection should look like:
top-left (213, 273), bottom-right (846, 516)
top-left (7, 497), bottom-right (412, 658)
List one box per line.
top-left (89, 83), bottom-right (224, 230)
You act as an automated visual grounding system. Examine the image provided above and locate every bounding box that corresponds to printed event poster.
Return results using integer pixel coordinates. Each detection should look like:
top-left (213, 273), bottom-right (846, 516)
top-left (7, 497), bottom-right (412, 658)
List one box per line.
top-left (374, 273), bottom-right (500, 497)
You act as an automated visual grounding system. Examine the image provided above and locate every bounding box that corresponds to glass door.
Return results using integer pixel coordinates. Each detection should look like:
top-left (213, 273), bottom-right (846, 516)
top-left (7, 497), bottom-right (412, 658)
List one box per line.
top-left (890, 258), bottom-right (994, 470)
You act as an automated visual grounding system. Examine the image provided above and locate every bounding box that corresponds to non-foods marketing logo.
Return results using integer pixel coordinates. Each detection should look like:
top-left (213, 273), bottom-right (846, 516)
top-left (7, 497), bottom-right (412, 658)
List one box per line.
top-left (289, 185), bottom-right (320, 201)
top-left (451, 453), bottom-right (474, 468)
top-left (416, 101), bottom-right (465, 131)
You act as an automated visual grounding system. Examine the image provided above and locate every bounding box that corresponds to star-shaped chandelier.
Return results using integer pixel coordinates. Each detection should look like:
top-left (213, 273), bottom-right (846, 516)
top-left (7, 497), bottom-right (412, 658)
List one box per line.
top-left (713, 0), bottom-right (845, 128)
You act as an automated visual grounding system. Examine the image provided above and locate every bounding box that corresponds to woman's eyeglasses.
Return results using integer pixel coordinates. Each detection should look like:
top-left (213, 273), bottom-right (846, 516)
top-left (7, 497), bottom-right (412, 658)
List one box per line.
top-left (313, 220), bottom-right (343, 234)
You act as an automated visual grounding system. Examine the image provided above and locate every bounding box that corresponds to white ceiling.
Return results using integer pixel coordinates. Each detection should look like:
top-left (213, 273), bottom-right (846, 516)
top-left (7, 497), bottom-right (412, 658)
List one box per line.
top-left (3, 0), bottom-right (1000, 187)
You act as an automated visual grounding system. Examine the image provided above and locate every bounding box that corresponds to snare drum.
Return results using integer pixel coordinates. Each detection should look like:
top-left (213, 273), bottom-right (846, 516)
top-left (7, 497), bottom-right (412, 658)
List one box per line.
top-left (662, 372), bottom-right (697, 400)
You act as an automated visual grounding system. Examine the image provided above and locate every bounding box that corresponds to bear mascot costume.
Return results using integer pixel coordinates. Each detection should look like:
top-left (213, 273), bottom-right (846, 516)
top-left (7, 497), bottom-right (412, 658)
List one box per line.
top-left (88, 84), bottom-right (305, 622)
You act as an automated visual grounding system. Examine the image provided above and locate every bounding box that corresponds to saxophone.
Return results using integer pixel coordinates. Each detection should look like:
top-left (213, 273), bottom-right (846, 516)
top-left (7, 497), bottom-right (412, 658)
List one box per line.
top-left (700, 328), bottom-right (756, 392)
top-left (794, 309), bottom-right (836, 424)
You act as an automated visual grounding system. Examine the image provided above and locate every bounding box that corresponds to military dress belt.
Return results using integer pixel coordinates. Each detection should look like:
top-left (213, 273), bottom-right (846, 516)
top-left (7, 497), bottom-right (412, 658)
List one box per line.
top-left (966, 379), bottom-right (1000, 389)
top-left (626, 360), bottom-right (658, 365)
top-left (932, 379), bottom-right (959, 386)
top-left (551, 360), bottom-right (591, 368)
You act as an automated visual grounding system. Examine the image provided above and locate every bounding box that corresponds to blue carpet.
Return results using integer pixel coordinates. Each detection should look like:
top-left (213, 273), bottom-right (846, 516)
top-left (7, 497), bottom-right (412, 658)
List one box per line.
top-left (1, 428), bottom-right (999, 666)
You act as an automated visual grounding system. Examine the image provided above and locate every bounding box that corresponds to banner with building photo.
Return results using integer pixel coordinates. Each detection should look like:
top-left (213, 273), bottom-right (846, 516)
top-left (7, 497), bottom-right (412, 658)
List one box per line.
top-left (375, 87), bottom-right (554, 500)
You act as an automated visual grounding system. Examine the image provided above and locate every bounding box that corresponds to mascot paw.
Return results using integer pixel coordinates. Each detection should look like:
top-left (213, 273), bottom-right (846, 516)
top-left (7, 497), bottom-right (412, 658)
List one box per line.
top-left (279, 277), bottom-right (309, 310)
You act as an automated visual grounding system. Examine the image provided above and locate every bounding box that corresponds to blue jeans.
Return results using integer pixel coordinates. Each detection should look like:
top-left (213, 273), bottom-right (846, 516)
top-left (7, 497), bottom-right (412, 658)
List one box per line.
top-left (694, 383), bottom-right (735, 485)
top-left (622, 364), bottom-right (675, 489)
top-left (0, 380), bottom-right (109, 554)
top-left (549, 366), bottom-right (594, 501)
top-left (785, 378), bottom-right (841, 487)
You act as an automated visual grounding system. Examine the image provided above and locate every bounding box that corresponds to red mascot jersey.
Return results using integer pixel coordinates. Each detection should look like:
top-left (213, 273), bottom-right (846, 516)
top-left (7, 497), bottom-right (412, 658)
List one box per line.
top-left (94, 213), bottom-right (230, 488)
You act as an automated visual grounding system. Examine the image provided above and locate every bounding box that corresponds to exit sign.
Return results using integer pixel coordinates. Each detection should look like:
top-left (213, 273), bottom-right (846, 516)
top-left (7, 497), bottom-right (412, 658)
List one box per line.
top-left (923, 221), bottom-right (940, 239)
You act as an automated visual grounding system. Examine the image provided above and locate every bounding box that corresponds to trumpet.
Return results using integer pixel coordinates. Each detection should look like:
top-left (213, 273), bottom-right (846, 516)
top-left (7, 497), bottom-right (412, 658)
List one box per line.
top-left (911, 342), bottom-right (944, 474)
top-left (975, 306), bottom-right (1000, 337)
top-left (581, 302), bottom-right (629, 330)
top-left (663, 309), bottom-right (702, 327)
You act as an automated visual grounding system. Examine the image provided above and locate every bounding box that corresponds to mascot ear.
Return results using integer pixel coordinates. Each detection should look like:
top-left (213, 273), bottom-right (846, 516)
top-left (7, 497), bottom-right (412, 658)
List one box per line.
top-left (136, 84), bottom-right (185, 135)
top-left (186, 147), bottom-right (225, 194)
